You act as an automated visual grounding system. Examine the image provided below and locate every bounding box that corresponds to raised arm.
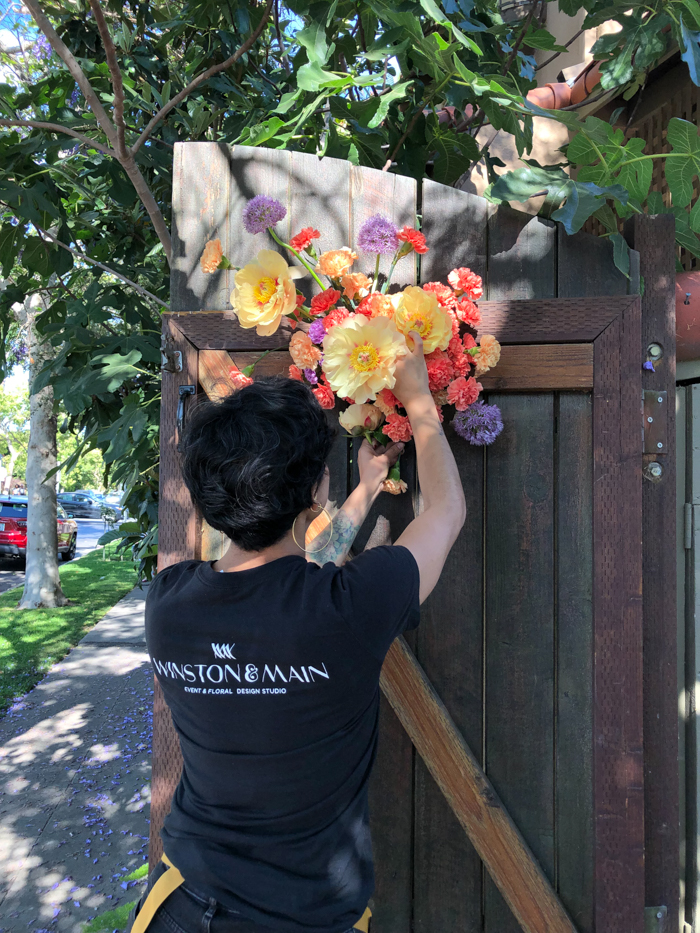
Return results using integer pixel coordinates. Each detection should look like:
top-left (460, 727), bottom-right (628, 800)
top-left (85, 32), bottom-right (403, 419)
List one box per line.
top-left (394, 333), bottom-right (466, 602)
top-left (307, 439), bottom-right (404, 567)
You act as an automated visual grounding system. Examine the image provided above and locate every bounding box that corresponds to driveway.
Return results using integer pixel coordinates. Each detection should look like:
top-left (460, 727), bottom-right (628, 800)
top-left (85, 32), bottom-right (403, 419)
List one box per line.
top-left (0, 519), bottom-right (120, 594)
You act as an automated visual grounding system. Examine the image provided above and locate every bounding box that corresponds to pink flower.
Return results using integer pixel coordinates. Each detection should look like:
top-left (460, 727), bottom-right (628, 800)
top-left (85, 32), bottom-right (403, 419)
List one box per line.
top-left (448, 267), bottom-right (484, 300)
top-left (290, 227), bottom-right (320, 251)
top-left (289, 364), bottom-right (303, 381)
top-left (422, 281), bottom-right (454, 308)
top-left (425, 349), bottom-right (454, 391)
top-left (323, 307), bottom-right (350, 331)
top-left (313, 383), bottom-right (336, 409)
top-left (446, 376), bottom-right (482, 411)
top-left (228, 365), bottom-right (253, 389)
top-left (454, 297), bottom-right (480, 327)
top-left (447, 337), bottom-right (469, 377)
top-left (384, 413), bottom-right (413, 442)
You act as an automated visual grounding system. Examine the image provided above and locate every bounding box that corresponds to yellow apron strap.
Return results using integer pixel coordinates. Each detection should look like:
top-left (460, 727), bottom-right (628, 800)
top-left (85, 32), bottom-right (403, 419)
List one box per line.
top-left (130, 855), bottom-right (184, 933)
top-left (132, 855), bottom-right (371, 933)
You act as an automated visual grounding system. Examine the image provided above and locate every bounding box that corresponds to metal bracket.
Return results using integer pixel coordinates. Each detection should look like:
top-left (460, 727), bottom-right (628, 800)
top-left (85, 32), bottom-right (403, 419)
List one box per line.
top-left (176, 385), bottom-right (196, 451)
top-left (161, 333), bottom-right (183, 373)
top-left (643, 389), bottom-right (668, 454)
top-left (644, 906), bottom-right (667, 933)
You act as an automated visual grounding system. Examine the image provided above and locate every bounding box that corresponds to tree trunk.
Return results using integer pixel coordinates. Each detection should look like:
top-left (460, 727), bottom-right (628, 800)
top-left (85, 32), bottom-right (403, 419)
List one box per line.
top-left (17, 294), bottom-right (68, 609)
top-left (3, 443), bottom-right (18, 494)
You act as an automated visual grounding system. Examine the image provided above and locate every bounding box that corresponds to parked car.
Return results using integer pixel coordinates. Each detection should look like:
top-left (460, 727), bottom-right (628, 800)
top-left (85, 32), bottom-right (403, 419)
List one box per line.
top-left (57, 492), bottom-right (104, 519)
top-left (0, 498), bottom-right (78, 562)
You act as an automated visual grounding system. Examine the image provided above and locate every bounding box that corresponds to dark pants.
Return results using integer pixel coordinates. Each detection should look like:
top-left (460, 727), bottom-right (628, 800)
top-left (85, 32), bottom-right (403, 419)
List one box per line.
top-left (126, 861), bottom-right (359, 933)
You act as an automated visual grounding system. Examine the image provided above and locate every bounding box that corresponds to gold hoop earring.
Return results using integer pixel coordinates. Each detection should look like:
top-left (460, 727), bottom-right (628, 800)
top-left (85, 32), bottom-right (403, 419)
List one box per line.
top-left (292, 503), bottom-right (334, 554)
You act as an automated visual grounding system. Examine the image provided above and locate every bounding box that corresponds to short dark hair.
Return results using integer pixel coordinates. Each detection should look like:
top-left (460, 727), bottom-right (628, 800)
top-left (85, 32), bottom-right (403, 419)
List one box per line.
top-left (181, 377), bottom-right (336, 551)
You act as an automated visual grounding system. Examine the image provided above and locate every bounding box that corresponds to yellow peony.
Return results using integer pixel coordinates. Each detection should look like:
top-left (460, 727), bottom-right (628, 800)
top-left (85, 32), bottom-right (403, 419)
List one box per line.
top-left (230, 250), bottom-right (304, 337)
top-left (339, 403), bottom-right (385, 436)
top-left (474, 334), bottom-right (501, 376)
top-left (322, 315), bottom-right (408, 405)
top-left (393, 285), bottom-right (452, 354)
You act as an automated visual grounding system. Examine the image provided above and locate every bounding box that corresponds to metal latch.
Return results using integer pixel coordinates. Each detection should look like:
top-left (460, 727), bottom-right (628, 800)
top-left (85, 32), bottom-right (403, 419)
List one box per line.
top-left (161, 333), bottom-right (183, 373)
top-left (643, 390), bottom-right (668, 454)
top-left (176, 385), bottom-right (196, 451)
top-left (645, 906), bottom-right (667, 933)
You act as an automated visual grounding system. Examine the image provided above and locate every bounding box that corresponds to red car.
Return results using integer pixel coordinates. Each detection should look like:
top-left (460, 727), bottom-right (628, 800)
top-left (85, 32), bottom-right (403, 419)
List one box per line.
top-left (0, 497), bottom-right (78, 562)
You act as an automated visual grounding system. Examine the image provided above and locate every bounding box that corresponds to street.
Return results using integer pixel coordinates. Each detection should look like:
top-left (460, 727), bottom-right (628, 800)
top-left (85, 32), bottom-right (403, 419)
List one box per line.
top-left (0, 518), bottom-right (115, 594)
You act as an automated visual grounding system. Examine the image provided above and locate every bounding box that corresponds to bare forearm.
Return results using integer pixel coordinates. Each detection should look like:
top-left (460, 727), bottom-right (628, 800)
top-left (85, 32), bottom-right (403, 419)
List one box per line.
top-left (405, 395), bottom-right (464, 519)
top-left (308, 481), bottom-right (380, 566)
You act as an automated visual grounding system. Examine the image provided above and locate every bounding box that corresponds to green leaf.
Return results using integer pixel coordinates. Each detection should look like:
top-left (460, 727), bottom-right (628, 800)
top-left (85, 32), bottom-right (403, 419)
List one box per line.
top-left (490, 164), bottom-right (570, 203)
top-left (22, 237), bottom-right (53, 277)
top-left (681, 15), bottom-right (700, 86)
top-left (666, 117), bottom-right (700, 207)
top-left (522, 28), bottom-right (568, 52)
top-left (610, 232), bottom-right (630, 278)
top-left (0, 224), bottom-right (21, 277)
top-left (429, 128), bottom-right (480, 186)
top-left (247, 117), bottom-right (286, 146)
top-left (689, 198), bottom-right (700, 233)
top-left (296, 22), bottom-right (334, 66)
top-left (296, 62), bottom-right (348, 92)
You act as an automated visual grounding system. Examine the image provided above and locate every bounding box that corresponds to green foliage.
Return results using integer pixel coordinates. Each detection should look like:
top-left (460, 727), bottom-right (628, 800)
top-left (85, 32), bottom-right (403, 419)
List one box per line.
top-left (1, 0), bottom-right (699, 574)
top-left (0, 545), bottom-right (138, 714)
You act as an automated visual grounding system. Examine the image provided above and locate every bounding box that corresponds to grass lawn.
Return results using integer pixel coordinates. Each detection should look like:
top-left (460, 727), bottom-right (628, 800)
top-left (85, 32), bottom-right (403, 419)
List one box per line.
top-left (0, 547), bottom-right (139, 715)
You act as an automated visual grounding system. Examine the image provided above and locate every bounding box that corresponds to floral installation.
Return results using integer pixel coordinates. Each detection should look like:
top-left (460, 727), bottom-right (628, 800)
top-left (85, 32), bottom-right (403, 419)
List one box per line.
top-left (199, 197), bottom-right (504, 493)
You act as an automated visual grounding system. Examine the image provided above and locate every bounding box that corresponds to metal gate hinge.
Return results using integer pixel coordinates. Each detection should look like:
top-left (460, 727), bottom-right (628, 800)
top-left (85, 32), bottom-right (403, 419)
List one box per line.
top-left (643, 389), bottom-right (668, 454)
top-left (161, 334), bottom-right (183, 373)
top-left (645, 906), bottom-right (667, 933)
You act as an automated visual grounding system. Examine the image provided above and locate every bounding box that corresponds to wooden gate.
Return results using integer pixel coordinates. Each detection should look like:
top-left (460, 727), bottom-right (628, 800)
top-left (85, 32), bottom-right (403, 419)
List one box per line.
top-left (154, 144), bottom-right (678, 933)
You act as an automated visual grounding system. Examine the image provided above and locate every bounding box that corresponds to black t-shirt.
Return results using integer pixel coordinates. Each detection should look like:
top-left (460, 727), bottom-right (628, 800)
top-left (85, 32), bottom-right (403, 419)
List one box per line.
top-left (145, 545), bottom-right (420, 933)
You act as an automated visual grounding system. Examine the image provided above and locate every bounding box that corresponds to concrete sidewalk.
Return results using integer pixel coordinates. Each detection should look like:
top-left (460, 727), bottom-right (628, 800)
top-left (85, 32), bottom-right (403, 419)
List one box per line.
top-left (0, 585), bottom-right (153, 932)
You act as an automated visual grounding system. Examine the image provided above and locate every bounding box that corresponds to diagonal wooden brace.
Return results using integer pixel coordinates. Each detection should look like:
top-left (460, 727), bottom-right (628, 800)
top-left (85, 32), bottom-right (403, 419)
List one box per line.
top-left (381, 636), bottom-right (578, 933)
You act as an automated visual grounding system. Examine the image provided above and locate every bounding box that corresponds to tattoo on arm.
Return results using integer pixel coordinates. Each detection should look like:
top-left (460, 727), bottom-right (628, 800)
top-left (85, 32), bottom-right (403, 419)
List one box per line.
top-left (308, 508), bottom-right (360, 567)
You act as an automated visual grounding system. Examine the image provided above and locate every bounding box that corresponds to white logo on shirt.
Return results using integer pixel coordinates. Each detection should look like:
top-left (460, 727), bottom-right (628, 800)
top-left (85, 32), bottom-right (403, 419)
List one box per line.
top-left (211, 642), bottom-right (236, 660)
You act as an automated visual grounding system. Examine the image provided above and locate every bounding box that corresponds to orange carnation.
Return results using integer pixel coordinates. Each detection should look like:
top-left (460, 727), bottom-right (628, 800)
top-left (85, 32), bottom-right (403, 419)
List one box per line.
top-left (397, 226), bottom-right (428, 254)
top-left (384, 413), bottom-right (413, 442)
top-left (290, 227), bottom-right (320, 251)
top-left (426, 349), bottom-right (454, 391)
top-left (474, 334), bottom-right (501, 376)
top-left (289, 331), bottom-right (322, 370)
top-left (200, 239), bottom-right (223, 274)
top-left (446, 376), bottom-right (482, 411)
top-left (316, 248), bottom-right (357, 278)
top-left (341, 272), bottom-right (371, 300)
top-left (448, 336), bottom-right (470, 377)
top-left (313, 382), bottom-right (336, 409)
top-left (448, 267), bottom-right (484, 300)
top-left (356, 293), bottom-right (395, 319)
top-left (228, 364), bottom-right (253, 389)
top-left (289, 364), bottom-right (303, 381)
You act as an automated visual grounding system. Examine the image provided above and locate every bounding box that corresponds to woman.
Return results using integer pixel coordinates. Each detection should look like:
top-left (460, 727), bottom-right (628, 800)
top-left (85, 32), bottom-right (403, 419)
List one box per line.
top-left (133, 334), bottom-right (465, 933)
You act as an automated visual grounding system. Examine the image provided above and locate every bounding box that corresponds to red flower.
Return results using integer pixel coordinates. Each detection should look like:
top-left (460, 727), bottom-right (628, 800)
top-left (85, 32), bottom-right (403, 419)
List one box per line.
top-left (425, 349), bottom-right (454, 391)
top-left (454, 297), bottom-right (481, 327)
top-left (323, 307), bottom-right (350, 331)
top-left (463, 332), bottom-right (477, 353)
top-left (313, 383), bottom-right (335, 409)
top-left (397, 226), bottom-right (429, 254)
top-left (295, 293), bottom-right (305, 306)
top-left (384, 413), bottom-right (413, 442)
top-left (422, 281), bottom-right (454, 308)
top-left (446, 376), bottom-right (482, 411)
top-left (290, 227), bottom-right (320, 252)
top-left (379, 387), bottom-right (400, 410)
top-left (447, 336), bottom-right (469, 377)
top-left (228, 365), bottom-right (253, 389)
top-left (435, 404), bottom-right (444, 423)
top-left (355, 293), bottom-right (394, 318)
top-left (448, 267), bottom-right (483, 300)
top-left (310, 288), bottom-right (341, 316)
top-left (289, 364), bottom-right (303, 381)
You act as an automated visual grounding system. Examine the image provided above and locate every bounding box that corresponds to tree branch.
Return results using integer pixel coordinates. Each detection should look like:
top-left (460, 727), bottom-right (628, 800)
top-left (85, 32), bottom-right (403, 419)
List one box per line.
top-left (535, 27), bottom-right (585, 73)
top-left (22, 0), bottom-right (118, 149)
top-left (274, 0), bottom-right (292, 74)
top-left (0, 119), bottom-right (114, 154)
top-left (131, 0), bottom-right (274, 154)
top-left (23, 0), bottom-right (172, 262)
top-left (89, 0), bottom-right (127, 157)
top-left (33, 225), bottom-right (169, 309)
top-left (502, 0), bottom-right (539, 76)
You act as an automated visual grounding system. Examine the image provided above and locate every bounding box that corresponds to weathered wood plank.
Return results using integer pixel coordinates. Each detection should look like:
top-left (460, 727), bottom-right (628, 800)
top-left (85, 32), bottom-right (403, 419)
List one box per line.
top-left (477, 297), bottom-right (629, 342)
top-left (478, 344), bottom-right (593, 391)
top-left (483, 393), bottom-right (556, 933)
top-left (591, 300), bottom-right (644, 933)
top-left (626, 215), bottom-right (679, 927)
top-left (413, 428), bottom-right (484, 933)
top-left (487, 208), bottom-right (556, 300)
top-left (411, 177), bottom-right (488, 933)
top-left (381, 637), bottom-right (577, 933)
top-left (557, 228), bottom-right (628, 298)
top-left (555, 391), bottom-right (594, 933)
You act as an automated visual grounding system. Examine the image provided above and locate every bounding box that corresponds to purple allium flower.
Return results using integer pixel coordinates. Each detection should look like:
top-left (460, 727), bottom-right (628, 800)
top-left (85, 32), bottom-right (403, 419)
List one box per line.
top-left (69, 86), bottom-right (80, 107)
top-left (357, 215), bottom-right (399, 254)
top-left (34, 34), bottom-right (52, 60)
top-left (242, 195), bottom-right (287, 234)
top-left (308, 320), bottom-right (326, 344)
top-left (452, 400), bottom-right (503, 445)
top-left (304, 368), bottom-right (319, 384)
top-left (643, 360), bottom-right (655, 371)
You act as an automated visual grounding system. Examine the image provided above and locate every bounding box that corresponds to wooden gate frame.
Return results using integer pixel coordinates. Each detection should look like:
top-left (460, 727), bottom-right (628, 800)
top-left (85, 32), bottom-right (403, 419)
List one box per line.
top-left (154, 292), bottom-right (645, 933)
